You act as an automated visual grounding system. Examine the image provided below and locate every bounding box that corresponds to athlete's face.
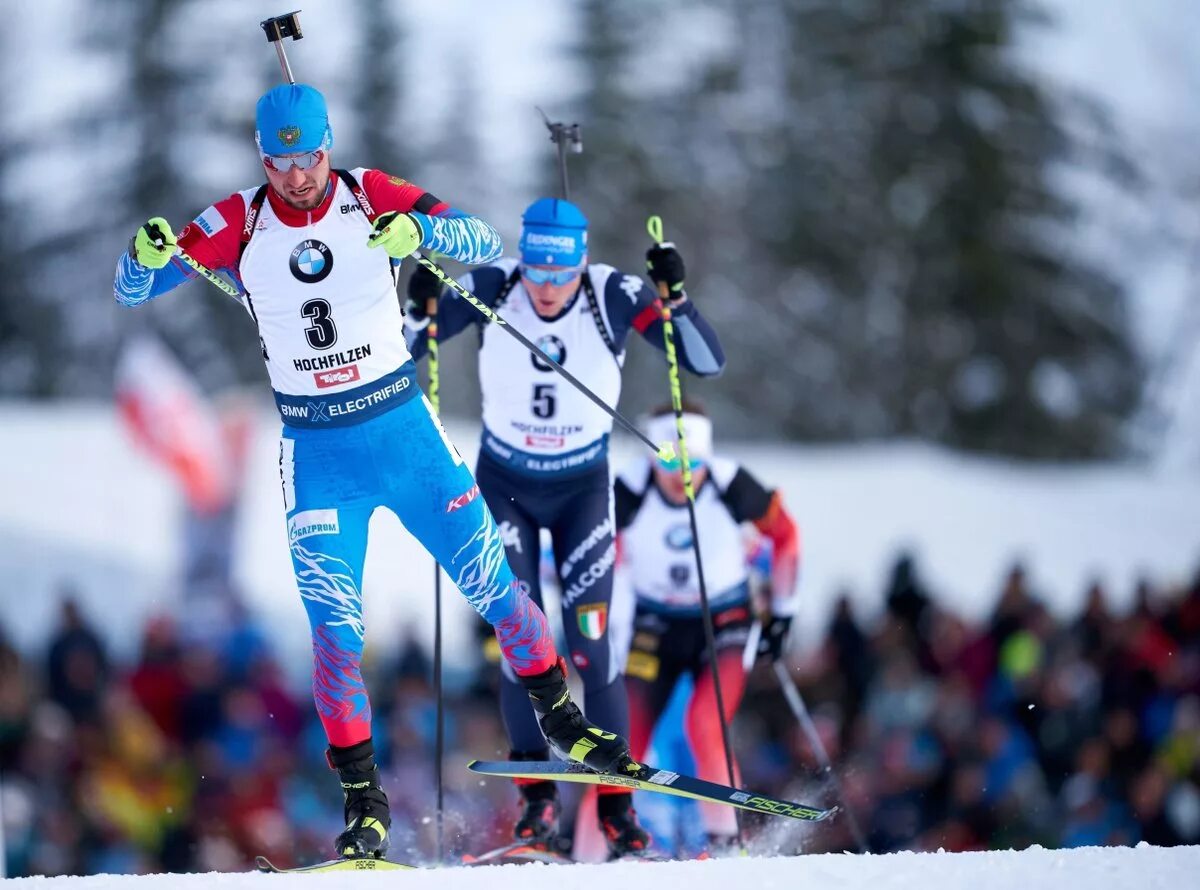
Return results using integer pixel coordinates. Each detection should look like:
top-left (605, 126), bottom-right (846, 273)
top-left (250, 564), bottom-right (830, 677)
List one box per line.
top-left (521, 264), bottom-right (584, 318)
top-left (263, 150), bottom-right (331, 210)
top-left (653, 463), bottom-right (709, 504)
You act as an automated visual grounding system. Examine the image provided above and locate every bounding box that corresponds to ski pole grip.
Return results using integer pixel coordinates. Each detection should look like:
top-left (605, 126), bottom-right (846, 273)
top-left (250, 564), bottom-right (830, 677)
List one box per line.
top-left (177, 249), bottom-right (241, 299)
top-left (646, 215), bottom-right (670, 300)
top-left (647, 215), bottom-right (664, 244)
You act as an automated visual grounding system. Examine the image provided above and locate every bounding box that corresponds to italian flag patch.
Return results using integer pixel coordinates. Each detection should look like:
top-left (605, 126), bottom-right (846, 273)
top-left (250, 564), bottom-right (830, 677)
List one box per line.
top-left (576, 603), bottom-right (608, 640)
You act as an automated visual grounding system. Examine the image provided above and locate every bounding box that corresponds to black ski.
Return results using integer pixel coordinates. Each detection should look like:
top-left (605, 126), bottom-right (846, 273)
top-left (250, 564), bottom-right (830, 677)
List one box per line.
top-left (467, 760), bottom-right (835, 823)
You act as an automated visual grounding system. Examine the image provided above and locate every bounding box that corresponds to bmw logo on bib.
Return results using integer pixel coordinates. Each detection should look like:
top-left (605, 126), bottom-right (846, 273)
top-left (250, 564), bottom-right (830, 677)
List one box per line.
top-left (290, 239), bottom-right (334, 283)
top-left (531, 334), bottom-right (566, 372)
top-left (665, 524), bottom-right (693, 551)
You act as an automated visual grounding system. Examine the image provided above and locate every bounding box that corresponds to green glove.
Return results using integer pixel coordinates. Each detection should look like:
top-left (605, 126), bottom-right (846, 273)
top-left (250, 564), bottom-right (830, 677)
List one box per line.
top-left (367, 211), bottom-right (423, 259)
top-left (130, 217), bottom-right (178, 270)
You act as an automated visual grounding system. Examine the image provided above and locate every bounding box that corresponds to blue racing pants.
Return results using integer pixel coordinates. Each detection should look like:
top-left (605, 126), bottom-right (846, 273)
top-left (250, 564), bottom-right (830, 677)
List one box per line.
top-left (279, 387), bottom-right (556, 747)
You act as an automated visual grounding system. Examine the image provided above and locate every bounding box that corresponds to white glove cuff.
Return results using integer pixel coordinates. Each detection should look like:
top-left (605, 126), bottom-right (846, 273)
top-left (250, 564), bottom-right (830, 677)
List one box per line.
top-left (403, 313), bottom-right (431, 332)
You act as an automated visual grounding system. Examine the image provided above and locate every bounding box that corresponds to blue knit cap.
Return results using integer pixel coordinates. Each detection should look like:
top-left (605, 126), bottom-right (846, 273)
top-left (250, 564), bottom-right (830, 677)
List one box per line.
top-left (255, 84), bottom-right (333, 155)
top-left (519, 198), bottom-right (588, 266)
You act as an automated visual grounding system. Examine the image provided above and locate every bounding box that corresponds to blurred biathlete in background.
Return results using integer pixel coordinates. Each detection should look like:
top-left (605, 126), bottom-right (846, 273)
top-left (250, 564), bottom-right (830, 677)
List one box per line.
top-left (112, 84), bottom-right (634, 861)
top-left (614, 402), bottom-right (800, 854)
top-left (404, 198), bottom-right (725, 858)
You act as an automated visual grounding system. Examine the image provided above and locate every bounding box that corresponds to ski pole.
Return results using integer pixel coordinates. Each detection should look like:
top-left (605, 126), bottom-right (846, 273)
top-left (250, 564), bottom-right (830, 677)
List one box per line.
top-left (176, 250), bottom-right (241, 298)
top-left (139, 217), bottom-right (242, 299)
top-left (646, 213), bottom-right (743, 848)
top-left (425, 269), bottom-right (446, 865)
top-left (0, 773), bottom-right (6, 879)
top-left (742, 620), bottom-right (762, 672)
top-left (415, 256), bottom-right (675, 462)
top-left (771, 661), bottom-right (868, 852)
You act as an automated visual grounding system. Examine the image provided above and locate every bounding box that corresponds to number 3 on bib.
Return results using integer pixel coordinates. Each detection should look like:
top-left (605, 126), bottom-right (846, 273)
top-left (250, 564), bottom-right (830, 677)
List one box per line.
top-left (301, 298), bottom-right (338, 349)
top-left (531, 383), bottom-right (557, 419)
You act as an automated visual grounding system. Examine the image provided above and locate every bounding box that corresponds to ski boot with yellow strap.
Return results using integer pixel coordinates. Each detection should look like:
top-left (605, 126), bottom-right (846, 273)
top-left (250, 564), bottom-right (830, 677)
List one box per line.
top-left (328, 738), bottom-right (391, 859)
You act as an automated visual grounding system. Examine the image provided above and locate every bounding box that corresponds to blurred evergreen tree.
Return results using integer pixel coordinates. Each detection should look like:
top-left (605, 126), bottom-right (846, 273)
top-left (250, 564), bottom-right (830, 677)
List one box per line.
top-left (654, 0), bottom-right (888, 440)
top-left (97, 1), bottom-right (266, 396)
top-left (563, 0), bottom-right (697, 420)
top-left (421, 70), bottom-right (489, 212)
top-left (565, 0), bottom-right (671, 256)
top-left (0, 26), bottom-right (63, 397)
top-left (565, 0), bottom-right (1141, 457)
top-left (412, 70), bottom-right (494, 422)
top-left (852, 0), bottom-right (1142, 457)
top-left (4, 0), bottom-right (1146, 459)
top-left (354, 0), bottom-right (412, 177)
top-left (17, 0), bottom-right (269, 400)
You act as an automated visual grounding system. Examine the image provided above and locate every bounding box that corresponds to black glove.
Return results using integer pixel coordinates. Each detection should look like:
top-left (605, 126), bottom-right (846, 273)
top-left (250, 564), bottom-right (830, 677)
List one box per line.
top-left (646, 242), bottom-right (686, 302)
top-left (403, 261), bottom-right (442, 326)
top-left (757, 614), bottom-right (793, 662)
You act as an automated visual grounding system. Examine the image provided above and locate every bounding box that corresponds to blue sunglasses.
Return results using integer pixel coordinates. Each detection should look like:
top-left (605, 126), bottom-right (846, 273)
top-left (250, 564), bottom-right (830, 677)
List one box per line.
top-left (657, 453), bottom-right (705, 473)
top-left (522, 265), bottom-right (582, 286)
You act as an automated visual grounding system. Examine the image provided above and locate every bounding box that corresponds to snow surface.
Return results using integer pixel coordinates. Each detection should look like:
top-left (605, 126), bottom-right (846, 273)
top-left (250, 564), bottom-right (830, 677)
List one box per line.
top-left (3, 844), bottom-right (1198, 889)
top-left (0, 404), bottom-right (1196, 679)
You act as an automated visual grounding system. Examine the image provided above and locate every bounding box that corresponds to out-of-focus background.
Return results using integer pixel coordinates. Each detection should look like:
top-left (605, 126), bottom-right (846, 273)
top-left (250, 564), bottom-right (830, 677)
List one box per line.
top-left (1, 0), bottom-right (1199, 877)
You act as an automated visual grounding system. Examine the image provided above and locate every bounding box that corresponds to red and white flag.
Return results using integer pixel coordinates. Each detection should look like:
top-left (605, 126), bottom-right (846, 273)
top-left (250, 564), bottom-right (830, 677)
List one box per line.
top-left (114, 336), bottom-right (237, 514)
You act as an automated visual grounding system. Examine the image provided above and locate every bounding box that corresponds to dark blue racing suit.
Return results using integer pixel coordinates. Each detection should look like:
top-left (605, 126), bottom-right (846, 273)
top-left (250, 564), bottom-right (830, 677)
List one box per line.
top-left (407, 257), bottom-right (724, 755)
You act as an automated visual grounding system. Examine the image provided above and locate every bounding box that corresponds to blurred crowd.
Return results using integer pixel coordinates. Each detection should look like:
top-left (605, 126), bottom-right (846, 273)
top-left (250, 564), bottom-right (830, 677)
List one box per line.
top-left (739, 558), bottom-right (1200, 855)
top-left (2, 558), bottom-right (1198, 876)
top-left (0, 592), bottom-right (517, 876)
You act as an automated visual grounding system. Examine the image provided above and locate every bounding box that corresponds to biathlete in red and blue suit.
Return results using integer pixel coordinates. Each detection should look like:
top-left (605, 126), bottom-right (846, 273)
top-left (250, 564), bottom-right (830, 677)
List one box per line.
top-left (113, 83), bottom-right (633, 861)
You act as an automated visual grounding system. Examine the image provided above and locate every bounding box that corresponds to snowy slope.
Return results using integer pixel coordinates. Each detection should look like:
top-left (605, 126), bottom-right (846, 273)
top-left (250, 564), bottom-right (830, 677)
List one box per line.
top-left (0, 404), bottom-right (1196, 675)
top-left (4, 845), bottom-right (1198, 889)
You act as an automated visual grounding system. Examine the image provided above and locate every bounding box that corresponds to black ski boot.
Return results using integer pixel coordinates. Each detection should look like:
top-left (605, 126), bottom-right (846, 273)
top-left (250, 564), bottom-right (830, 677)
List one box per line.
top-left (513, 778), bottom-right (561, 844)
top-left (598, 792), bottom-right (653, 860)
top-left (519, 658), bottom-right (638, 775)
top-left (328, 738), bottom-right (391, 859)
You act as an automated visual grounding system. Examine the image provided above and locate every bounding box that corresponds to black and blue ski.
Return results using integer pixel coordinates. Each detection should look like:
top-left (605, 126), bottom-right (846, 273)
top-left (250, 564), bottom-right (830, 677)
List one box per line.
top-left (466, 760), bottom-right (835, 823)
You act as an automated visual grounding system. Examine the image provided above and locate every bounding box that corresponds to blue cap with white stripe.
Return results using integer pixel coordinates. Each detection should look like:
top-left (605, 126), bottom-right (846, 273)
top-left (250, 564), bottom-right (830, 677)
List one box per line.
top-left (520, 198), bottom-right (588, 267)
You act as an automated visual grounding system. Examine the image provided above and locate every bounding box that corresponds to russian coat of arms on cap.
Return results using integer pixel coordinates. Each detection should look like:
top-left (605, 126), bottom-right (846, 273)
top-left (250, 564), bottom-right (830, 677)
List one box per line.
top-left (278, 126), bottom-right (302, 147)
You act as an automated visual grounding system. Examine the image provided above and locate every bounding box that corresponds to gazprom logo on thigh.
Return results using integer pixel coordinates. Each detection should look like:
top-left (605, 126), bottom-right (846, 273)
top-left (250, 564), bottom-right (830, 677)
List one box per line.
top-left (289, 509), bottom-right (340, 542)
top-left (290, 239), bottom-right (334, 283)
